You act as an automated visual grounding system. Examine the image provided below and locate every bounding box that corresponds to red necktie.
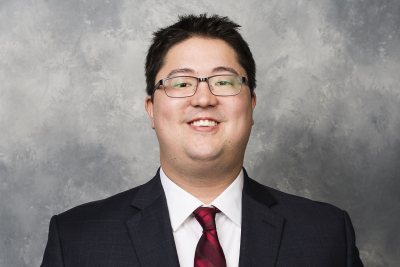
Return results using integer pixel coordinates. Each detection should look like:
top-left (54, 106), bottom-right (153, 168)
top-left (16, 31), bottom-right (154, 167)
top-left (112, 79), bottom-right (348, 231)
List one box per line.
top-left (193, 207), bottom-right (227, 267)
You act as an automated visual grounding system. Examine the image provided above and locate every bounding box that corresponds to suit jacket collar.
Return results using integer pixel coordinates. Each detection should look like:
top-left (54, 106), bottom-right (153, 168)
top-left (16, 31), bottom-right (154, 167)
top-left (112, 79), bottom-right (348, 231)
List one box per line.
top-left (125, 168), bottom-right (285, 267)
top-left (239, 169), bottom-right (285, 267)
top-left (126, 170), bottom-right (180, 267)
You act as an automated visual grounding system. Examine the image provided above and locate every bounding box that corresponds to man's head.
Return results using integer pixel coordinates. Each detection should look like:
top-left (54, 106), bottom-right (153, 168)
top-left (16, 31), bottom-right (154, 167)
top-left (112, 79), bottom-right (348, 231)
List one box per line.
top-left (145, 14), bottom-right (256, 99)
top-left (145, 14), bottom-right (257, 179)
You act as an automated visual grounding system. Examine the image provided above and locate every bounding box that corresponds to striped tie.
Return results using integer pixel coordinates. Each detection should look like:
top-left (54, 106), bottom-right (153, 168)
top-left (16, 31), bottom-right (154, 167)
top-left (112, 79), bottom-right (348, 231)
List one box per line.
top-left (193, 207), bottom-right (227, 267)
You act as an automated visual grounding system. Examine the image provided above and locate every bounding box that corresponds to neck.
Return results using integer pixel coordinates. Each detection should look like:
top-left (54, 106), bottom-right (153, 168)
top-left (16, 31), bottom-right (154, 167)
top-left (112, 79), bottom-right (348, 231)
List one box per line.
top-left (161, 162), bottom-right (242, 204)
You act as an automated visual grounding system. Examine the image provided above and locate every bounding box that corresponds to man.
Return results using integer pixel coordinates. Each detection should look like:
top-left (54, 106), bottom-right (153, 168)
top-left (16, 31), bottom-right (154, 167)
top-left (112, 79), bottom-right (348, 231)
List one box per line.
top-left (41, 14), bottom-right (363, 266)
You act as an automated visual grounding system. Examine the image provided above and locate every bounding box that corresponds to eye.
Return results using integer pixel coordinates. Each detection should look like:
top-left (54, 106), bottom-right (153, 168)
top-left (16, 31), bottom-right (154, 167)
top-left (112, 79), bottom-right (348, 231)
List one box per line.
top-left (172, 82), bottom-right (192, 88)
top-left (216, 80), bottom-right (231, 86)
top-left (169, 77), bottom-right (195, 89)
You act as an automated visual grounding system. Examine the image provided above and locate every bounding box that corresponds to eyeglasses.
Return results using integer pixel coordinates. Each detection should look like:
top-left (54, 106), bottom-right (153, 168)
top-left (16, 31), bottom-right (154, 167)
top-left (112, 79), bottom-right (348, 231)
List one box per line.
top-left (154, 74), bottom-right (248, 98)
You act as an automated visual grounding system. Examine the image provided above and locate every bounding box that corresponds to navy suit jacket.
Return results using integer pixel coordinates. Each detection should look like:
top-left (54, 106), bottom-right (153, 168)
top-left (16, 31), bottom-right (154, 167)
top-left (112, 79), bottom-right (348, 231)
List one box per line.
top-left (41, 169), bottom-right (363, 266)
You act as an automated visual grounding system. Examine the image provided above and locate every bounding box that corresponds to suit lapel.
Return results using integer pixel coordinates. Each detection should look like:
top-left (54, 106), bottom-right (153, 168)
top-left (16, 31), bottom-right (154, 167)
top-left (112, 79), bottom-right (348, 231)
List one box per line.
top-left (125, 172), bottom-right (180, 267)
top-left (239, 171), bottom-right (285, 267)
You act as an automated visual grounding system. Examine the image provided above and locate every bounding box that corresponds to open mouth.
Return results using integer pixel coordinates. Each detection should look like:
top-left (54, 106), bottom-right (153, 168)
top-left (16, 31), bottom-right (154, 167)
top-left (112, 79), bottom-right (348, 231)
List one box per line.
top-left (189, 119), bottom-right (219, 127)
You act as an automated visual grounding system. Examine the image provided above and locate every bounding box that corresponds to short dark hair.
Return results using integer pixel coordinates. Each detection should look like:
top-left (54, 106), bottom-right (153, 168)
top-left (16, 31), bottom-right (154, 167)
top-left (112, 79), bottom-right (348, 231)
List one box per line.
top-left (145, 14), bottom-right (256, 98)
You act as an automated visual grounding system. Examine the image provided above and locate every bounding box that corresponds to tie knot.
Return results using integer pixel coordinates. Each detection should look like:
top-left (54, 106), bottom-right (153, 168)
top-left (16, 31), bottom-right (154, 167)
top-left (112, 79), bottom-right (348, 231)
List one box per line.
top-left (193, 207), bottom-right (219, 231)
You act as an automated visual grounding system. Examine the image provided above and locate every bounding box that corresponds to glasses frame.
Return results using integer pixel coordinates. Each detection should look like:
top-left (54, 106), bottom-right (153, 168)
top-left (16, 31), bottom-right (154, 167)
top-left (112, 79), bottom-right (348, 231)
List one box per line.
top-left (154, 74), bottom-right (248, 98)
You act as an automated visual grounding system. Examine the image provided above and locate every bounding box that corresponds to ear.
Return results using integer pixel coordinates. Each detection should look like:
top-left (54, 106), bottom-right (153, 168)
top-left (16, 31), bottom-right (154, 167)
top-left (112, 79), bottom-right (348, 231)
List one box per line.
top-left (145, 96), bottom-right (155, 129)
top-left (251, 93), bottom-right (257, 109)
top-left (251, 93), bottom-right (256, 125)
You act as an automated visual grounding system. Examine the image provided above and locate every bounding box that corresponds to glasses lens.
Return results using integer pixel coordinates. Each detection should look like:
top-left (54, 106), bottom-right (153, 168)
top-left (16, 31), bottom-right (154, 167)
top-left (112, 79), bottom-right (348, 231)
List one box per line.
top-left (209, 75), bottom-right (242, 96)
top-left (164, 76), bottom-right (197, 97)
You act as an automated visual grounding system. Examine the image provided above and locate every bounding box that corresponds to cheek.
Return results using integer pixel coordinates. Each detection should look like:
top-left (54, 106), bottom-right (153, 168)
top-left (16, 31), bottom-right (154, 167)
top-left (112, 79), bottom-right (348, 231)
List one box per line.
top-left (152, 100), bottom-right (183, 129)
top-left (228, 98), bottom-right (254, 122)
top-left (222, 106), bottom-right (253, 139)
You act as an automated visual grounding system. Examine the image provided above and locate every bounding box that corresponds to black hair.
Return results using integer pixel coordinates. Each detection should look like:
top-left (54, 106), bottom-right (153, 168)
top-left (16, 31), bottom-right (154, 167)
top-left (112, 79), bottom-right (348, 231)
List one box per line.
top-left (145, 14), bottom-right (256, 99)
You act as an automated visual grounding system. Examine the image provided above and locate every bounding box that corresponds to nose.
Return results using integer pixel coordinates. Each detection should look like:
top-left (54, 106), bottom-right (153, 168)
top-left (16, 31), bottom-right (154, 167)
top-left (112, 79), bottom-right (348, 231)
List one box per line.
top-left (190, 80), bottom-right (218, 107)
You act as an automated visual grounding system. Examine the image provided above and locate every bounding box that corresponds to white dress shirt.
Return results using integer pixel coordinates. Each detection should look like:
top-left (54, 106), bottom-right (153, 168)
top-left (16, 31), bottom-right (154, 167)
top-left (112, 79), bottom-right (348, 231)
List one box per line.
top-left (160, 168), bottom-right (243, 267)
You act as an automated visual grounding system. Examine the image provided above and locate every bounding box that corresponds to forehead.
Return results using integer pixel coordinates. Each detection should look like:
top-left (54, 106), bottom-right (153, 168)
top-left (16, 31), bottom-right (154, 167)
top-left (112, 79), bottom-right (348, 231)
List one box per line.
top-left (157, 37), bottom-right (245, 79)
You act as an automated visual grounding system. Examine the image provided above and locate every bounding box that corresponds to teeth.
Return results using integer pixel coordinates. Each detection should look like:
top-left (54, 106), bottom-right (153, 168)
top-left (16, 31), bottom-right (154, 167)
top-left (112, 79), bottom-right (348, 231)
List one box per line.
top-left (191, 120), bottom-right (218, 127)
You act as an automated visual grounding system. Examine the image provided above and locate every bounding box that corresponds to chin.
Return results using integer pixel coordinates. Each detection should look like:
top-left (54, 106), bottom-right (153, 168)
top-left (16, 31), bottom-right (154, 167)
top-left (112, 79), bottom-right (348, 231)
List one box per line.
top-left (186, 150), bottom-right (222, 162)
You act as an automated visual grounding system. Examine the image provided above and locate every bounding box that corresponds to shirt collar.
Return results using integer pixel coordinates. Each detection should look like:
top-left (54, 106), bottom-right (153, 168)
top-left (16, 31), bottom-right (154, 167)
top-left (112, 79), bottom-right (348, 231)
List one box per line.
top-left (160, 168), bottom-right (244, 231)
top-left (210, 170), bottom-right (243, 227)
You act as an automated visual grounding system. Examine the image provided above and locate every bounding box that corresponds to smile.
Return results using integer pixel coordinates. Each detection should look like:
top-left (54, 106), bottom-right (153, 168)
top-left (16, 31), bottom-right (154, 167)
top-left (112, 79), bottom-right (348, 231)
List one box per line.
top-left (190, 119), bottom-right (219, 127)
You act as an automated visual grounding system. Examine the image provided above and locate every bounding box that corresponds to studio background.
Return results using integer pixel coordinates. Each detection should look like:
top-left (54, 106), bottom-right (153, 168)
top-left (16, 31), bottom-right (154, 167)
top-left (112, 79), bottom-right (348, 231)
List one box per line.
top-left (1, 0), bottom-right (399, 266)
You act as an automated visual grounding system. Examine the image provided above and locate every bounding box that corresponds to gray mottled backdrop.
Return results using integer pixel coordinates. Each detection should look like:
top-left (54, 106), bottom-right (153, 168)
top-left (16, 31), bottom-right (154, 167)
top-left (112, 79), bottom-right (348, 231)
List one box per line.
top-left (1, 0), bottom-right (399, 266)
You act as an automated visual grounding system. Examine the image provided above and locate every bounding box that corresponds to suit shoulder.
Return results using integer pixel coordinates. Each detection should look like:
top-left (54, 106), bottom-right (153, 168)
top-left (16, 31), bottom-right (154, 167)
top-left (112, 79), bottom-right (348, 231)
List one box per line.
top-left (249, 178), bottom-right (345, 219)
top-left (56, 181), bottom-right (147, 222)
top-left (272, 186), bottom-right (342, 211)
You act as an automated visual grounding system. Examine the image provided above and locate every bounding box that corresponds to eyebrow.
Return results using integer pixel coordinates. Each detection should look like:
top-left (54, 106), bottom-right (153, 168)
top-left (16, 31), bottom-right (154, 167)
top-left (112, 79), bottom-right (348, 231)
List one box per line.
top-left (166, 68), bottom-right (194, 78)
top-left (212, 66), bottom-right (239, 76)
top-left (166, 66), bottom-right (240, 78)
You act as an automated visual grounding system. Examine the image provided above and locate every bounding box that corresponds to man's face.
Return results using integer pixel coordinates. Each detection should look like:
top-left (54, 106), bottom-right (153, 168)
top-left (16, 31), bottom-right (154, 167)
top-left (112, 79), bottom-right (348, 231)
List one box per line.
top-left (145, 37), bottom-right (256, 173)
